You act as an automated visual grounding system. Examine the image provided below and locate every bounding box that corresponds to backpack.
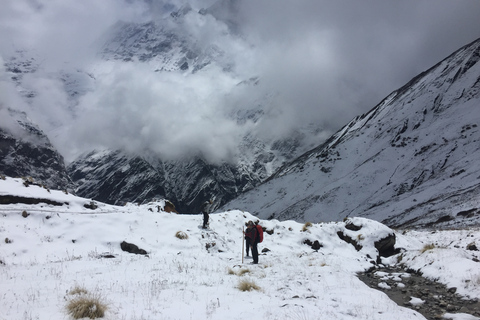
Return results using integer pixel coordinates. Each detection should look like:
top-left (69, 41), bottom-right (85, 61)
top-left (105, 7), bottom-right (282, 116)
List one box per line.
top-left (256, 225), bottom-right (264, 243)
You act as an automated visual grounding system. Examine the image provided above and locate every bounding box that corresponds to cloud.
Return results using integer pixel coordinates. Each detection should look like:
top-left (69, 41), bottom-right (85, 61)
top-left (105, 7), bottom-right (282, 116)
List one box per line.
top-left (1, 0), bottom-right (480, 164)
top-left (59, 62), bottom-right (246, 163)
top-left (232, 0), bottom-right (480, 132)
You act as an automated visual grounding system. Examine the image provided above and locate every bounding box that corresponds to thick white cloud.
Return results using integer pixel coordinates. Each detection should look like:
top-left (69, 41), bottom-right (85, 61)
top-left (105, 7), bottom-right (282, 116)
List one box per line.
top-left (1, 0), bottom-right (480, 163)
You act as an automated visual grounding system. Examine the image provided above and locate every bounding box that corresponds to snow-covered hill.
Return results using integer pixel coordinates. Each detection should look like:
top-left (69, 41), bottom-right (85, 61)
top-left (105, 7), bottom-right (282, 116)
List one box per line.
top-left (1, 177), bottom-right (479, 319)
top-left (222, 38), bottom-right (480, 229)
top-left (0, 109), bottom-right (73, 191)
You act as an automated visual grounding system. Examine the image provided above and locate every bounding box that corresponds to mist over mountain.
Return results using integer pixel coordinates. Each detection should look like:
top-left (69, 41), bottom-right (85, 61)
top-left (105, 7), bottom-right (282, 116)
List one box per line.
top-left (0, 108), bottom-right (73, 190)
top-left (1, 0), bottom-right (480, 215)
top-left (222, 37), bottom-right (480, 229)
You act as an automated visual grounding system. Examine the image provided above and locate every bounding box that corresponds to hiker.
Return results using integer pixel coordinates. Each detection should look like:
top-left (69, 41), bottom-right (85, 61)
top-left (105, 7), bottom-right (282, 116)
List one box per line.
top-left (244, 221), bottom-right (254, 258)
top-left (247, 220), bottom-right (259, 264)
top-left (201, 200), bottom-right (212, 229)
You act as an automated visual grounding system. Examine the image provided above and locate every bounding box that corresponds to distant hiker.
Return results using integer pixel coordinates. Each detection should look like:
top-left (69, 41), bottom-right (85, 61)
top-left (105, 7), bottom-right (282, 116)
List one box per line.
top-left (201, 200), bottom-right (213, 229)
top-left (247, 220), bottom-right (259, 264)
top-left (244, 221), bottom-right (254, 258)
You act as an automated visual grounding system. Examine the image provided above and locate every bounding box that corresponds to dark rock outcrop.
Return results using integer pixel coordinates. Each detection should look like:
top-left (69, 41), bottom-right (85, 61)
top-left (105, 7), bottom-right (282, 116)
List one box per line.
top-left (120, 241), bottom-right (147, 255)
top-left (0, 110), bottom-right (73, 191)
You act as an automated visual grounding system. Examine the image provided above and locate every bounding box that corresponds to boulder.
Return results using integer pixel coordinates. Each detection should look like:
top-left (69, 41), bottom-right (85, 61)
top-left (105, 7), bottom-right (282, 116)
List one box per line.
top-left (120, 241), bottom-right (147, 255)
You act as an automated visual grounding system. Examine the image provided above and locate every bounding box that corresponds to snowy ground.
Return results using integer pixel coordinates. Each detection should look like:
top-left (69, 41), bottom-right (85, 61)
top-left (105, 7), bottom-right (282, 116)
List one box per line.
top-left (1, 177), bottom-right (479, 320)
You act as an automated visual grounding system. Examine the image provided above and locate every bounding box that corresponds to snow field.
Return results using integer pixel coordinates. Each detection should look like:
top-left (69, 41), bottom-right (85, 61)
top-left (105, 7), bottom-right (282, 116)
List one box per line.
top-left (1, 178), bottom-right (479, 319)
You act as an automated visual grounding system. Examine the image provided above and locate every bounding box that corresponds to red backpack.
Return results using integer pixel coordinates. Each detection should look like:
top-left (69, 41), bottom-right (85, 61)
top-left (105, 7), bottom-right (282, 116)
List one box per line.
top-left (256, 225), bottom-right (264, 243)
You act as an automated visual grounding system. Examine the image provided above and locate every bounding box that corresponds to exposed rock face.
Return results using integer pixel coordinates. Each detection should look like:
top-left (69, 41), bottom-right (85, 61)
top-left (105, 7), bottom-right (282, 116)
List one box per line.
top-left (0, 110), bottom-right (73, 191)
top-left (67, 149), bottom-right (261, 212)
top-left (374, 233), bottom-right (397, 258)
top-left (67, 150), bottom-right (166, 206)
top-left (222, 37), bottom-right (480, 229)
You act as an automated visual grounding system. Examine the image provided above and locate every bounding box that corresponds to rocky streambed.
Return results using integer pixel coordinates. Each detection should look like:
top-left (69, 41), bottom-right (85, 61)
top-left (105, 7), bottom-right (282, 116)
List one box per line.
top-left (358, 266), bottom-right (480, 320)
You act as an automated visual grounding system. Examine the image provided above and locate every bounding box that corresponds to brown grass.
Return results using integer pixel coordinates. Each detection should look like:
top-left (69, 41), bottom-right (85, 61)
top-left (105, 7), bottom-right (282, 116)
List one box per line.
top-left (237, 279), bottom-right (261, 292)
top-left (175, 231), bottom-right (189, 240)
top-left (420, 243), bottom-right (435, 253)
top-left (69, 286), bottom-right (89, 296)
top-left (66, 293), bottom-right (107, 319)
top-left (301, 222), bottom-right (313, 232)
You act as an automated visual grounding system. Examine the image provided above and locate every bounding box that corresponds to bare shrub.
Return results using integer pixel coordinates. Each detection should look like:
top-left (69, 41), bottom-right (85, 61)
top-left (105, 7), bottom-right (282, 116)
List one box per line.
top-left (237, 279), bottom-right (261, 292)
top-left (175, 231), bottom-right (188, 240)
top-left (66, 293), bottom-right (107, 319)
top-left (301, 222), bottom-right (313, 232)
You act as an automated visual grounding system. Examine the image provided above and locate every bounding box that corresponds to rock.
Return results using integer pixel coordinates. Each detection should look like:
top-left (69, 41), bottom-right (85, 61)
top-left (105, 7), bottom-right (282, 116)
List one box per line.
top-left (120, 241), bottom-right (148, 255)
top-left (467, 242), bottom-right (478, 251)
top-left (374, 233), bottom-right (397, 257)
top-left (303, 239), bottom-right (323, 251)
top-left (446, 304), bottom-right (457, 312)
top-left (337, 231), bottom-right (362, 251)
top-left (345, 221), bottom-right (362, 231)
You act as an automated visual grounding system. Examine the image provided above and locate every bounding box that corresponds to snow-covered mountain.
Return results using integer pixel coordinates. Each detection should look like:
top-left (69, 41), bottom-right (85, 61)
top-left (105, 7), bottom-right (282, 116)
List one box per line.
top-left (0, 3), bottom-right (323, 213)
top-left (99, 18), bottom-right (228, 73)
top-left (0, 109), bottom-right (73, 191)
top-left (63, 5), bottom-right (323, 212)
top-left (222, 37), bottom-right (480, 229)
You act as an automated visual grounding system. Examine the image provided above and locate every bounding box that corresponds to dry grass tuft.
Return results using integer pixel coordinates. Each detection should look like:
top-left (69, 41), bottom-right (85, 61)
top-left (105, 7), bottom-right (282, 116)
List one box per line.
top-left (420, 243), bottom-right (435, 253)
top-left (175, 231), bottom-right (188, 240)
top-left (237, 268), bottom-right (251, 276)
top-left (301, 222), bottom-right (313, 232)
top-left (66, 293), bottom-right (107, 319)
top-left (69, 286), bottom-right (89, 296)
top-left (237, 279), bottom-right (261, 292)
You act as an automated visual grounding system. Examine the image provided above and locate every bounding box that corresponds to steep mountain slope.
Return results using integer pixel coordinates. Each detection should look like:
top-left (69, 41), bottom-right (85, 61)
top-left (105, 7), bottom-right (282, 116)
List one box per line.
top-left (68, 148), bottom-right (266, 212)
top-left (99, 18), bottom-right (228, 73)
top-left (67, 150), bottom-right (166, 206)
top-left (0, 109), bottom-right (73, 191)
top-left (222, 38), bottom-right (480, 229)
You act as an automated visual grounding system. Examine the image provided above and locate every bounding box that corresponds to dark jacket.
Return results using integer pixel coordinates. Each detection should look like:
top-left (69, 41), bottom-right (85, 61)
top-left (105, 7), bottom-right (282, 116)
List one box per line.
top-left (249, 225), bottom-right (258, 244)
top-left (245, 226), bottom-right (254, 240)
top-left (201, 200), bottom-right (211, 213)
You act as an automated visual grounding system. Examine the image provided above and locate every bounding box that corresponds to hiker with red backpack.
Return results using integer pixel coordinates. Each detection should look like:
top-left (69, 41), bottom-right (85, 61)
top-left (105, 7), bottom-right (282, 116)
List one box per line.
top-left (246, 220), bottom-right (263, 264)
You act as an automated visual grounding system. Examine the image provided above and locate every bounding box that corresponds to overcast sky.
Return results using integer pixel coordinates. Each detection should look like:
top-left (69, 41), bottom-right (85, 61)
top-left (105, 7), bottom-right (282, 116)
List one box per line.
top-left (1, 0), bottom-right (480, 163)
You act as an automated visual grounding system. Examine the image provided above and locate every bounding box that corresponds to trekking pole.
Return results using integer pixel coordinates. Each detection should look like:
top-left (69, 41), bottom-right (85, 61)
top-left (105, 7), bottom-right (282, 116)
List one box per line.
top-left (242, 225), bottom-right (245, 264)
